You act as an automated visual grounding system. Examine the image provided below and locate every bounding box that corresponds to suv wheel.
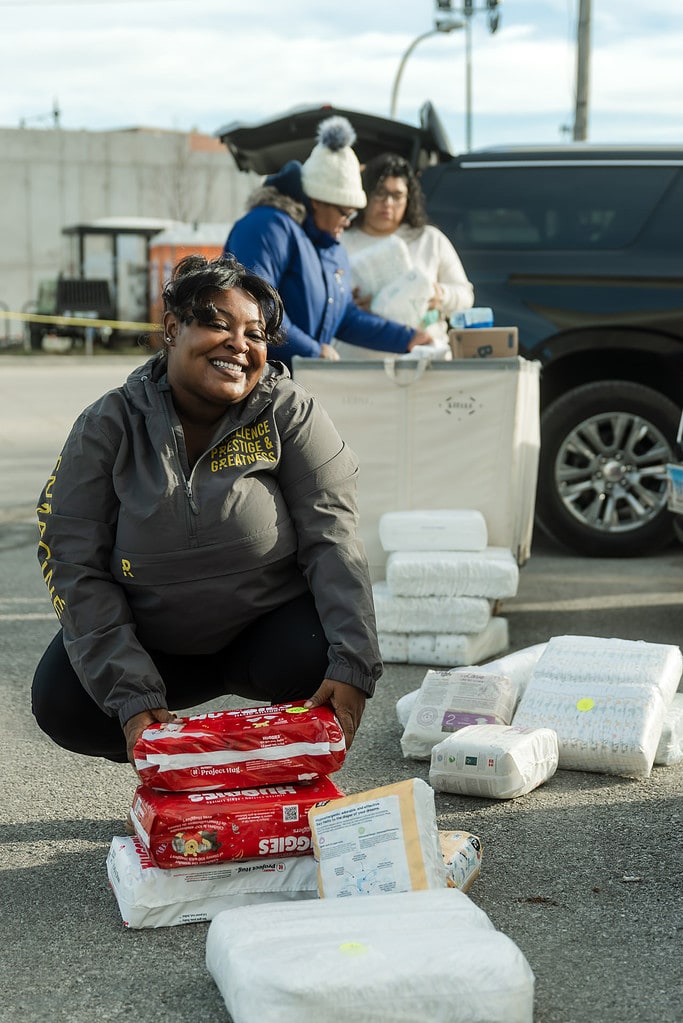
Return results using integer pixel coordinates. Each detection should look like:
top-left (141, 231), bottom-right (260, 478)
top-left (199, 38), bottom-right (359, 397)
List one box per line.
top-left (536, 381), bottom-right (678, 556)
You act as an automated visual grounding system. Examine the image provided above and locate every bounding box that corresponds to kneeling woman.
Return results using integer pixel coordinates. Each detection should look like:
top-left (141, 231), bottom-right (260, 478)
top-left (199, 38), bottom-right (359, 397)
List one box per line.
top-left (32, 255), bottom-right (381, 765)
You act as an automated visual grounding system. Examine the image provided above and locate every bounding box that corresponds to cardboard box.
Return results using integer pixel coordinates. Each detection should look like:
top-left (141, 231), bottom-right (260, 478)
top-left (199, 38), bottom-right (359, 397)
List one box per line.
top-left (449, 326), bottom-right (519, 359)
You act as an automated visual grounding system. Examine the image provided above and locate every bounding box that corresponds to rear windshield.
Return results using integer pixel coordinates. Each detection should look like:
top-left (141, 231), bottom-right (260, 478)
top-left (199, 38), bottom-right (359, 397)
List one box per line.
top-left (425, 165), bottom-right (678, 251)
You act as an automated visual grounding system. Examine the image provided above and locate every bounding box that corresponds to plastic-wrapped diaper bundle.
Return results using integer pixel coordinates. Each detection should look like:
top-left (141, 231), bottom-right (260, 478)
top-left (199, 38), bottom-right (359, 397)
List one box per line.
top-left (206, 888), bottom-right (536, 1023)
top-left (308, 778), bottom-right (446, 898)
top-left (386, 546), bottom-right (519, 599)
top-left (439, 830), bottom-right (482, 892)
top-left (376, 510), bottom-right (512, 667)
top-left (129, 776), bottom-right (344, 868)
top-left (107, 834), bottom-right (318, 929)
top-left (113, 702), bottom-right (349, 928)
top-left (401, 668), bottom-right (516, 760)
top-left (655, 691), bottom-right (683, 765)
top-left (373, 583), bottom-right (491, 634)
top-left (512, 635), bottom-right (683, 778)
top-left (335, 235), bottom-right (452, 361)
top-left (379, 509), bottom-right (488, 553)
top-left (430, 724), bottom-right (559, 799)
top-left (396, 643), bottom-right (548, 728)
top-left (134, 702), bottom-right (345, 792)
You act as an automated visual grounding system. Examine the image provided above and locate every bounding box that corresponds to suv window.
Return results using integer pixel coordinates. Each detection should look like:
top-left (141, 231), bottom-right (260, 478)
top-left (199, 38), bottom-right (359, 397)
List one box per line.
top-left (427, 166), bottom-right (678, 251)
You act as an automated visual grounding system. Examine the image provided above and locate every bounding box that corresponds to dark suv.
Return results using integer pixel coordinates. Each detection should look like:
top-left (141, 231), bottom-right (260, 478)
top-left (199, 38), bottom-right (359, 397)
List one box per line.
top-left (217, 106), bottom-right (683, 557)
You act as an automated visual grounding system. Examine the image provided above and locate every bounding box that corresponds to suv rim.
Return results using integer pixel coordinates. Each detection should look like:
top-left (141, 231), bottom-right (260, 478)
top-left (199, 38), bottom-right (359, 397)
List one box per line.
top-left (555, 411), bottom-right (672, 534)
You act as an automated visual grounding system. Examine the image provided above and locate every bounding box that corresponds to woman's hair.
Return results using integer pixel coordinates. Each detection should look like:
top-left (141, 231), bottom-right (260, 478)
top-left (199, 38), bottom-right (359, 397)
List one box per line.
top-left (162, 254), bottom-right (285, 346)
top-left (354, 153), bottom-right (427, 229)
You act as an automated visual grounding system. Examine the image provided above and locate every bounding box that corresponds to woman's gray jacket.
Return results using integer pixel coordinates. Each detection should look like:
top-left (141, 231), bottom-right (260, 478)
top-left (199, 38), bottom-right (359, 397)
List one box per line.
top-left (36, 354), bottom-right (382, 726)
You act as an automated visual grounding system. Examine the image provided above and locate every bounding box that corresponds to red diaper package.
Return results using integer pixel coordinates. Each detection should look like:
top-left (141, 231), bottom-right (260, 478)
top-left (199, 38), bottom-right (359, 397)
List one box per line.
top-left (133, 702), bottom-right (346, 793)
top-left (129, 776), bottom-right (345, 869)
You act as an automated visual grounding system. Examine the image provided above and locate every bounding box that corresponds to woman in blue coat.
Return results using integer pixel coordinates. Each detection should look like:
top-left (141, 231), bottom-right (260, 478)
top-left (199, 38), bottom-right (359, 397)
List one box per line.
top-left (225, 116), bottom-right (434, 366)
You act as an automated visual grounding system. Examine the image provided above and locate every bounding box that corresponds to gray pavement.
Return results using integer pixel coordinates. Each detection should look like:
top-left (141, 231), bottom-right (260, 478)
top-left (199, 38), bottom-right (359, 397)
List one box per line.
top-left (1, 357), bottom-right (682, 1022)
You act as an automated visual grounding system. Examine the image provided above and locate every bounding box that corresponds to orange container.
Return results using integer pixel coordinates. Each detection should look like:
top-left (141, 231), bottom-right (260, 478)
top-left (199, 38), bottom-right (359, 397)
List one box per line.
top-left (148, 223), bottom-right (231, 326)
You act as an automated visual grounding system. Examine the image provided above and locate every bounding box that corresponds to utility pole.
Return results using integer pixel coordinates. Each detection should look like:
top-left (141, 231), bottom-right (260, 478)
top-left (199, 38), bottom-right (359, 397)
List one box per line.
top-left (573, 0), bottom-right (591, 141)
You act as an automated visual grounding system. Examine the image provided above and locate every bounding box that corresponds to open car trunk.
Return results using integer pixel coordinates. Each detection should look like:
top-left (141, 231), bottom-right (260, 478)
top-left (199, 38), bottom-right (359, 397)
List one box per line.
top-left (215, 102), bottom-right (453, 175)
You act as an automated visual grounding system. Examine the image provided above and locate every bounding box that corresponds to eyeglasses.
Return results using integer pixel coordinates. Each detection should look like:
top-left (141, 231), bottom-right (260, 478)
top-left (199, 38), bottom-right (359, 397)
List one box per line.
top-left (333, 205), bottom-right (358, 223)
top-left (372, 188), bottom-right (408, 205)
top-left (322, 202), bottom-right (358, 223)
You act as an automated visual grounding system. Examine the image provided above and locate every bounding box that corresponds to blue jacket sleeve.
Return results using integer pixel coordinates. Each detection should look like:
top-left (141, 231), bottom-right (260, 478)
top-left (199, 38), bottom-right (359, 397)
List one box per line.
top-left (336, 299), bottom-right (415, 354)
top-left (226, 213), bottom-right (321, 360)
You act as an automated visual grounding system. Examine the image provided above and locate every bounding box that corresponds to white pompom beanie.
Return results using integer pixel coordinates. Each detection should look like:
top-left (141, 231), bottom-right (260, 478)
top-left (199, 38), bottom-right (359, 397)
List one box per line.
top-left (301, 116), bottom-right (367, 209)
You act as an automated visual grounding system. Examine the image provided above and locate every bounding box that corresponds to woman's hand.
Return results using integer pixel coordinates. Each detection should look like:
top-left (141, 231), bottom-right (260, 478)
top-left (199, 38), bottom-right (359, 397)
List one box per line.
top-left (123, 707), bottom-right (177, 768)
top-left (305, 679), bottom-right (366, 750)
top-left (407, 329), bottom-right (434, 350)
top-left (352, 286), bottom-right (372, 312)
top-left (319, 343), bottom-right (341, 360)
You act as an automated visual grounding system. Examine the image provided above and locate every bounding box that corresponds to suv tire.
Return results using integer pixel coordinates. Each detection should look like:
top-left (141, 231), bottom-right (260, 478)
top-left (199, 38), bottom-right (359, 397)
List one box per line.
top-left (536, 380), bottom-right (678, 556)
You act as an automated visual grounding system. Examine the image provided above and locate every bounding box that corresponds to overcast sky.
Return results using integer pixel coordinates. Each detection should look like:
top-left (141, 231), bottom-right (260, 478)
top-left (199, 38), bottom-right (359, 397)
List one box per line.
top-left (1, 0), bottom-right (682, 154)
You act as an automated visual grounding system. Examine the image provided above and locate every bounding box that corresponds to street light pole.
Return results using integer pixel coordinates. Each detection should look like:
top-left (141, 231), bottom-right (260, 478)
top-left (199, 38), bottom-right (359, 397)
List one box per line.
top-left (389, 22), bottom-right (465, 121)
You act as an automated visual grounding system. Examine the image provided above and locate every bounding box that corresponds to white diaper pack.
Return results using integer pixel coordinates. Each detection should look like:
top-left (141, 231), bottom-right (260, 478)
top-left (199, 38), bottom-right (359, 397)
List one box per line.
top-left (385, 546), bottom-right (519, 598)
top-left (439, 830), bottom-right (483, 891)
top-left (106, 835), bottom-right (318, 929)
top-left (512, 635), bottom-right (682, 778)
top-left (308, 778), bottom-right (446, 898)
top-left (380, 616), bottom-right (509, 667)
top-left (205, 888), bottom-right (536, 1023)
top-left (373, 582), bottom-right (491, 634)
top-left (395, 642), bottom-right (548, 728)
top-left (401, 667), bottom-right (516, 760)
top-left (430, 724), bottom-right (559, 799)
top-left (379, 509), bottom-right (488, 553)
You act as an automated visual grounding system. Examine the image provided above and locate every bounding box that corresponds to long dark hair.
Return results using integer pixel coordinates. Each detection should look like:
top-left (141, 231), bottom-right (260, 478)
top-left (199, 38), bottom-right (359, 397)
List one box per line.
top-left (353, 153), bottom-right (427, 230)
top-left (162, 254), bottom-right (285, 346)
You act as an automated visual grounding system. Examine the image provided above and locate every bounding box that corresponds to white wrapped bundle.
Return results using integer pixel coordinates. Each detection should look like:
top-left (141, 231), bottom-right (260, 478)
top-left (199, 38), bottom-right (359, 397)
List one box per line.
top-left (206, 888), bottom-right (536, 1023)
top-left (430, 725), bottom-right (559, 799)
top-left (401, 666), bottom-right (516, 760)
top-left (373, 582), bottom-right (491, 634)
top-left (106, 835), bottom-right (318, 929)
top-left (371, 267), bottom-right (434, 328)
top-left (395, 642), bottom-right (547, 727)
top-left (655, 692), bottom-right (683, 765)
top-left (347, 232), bottom-right (413, 296)
top-left (439, 830), bottom-right (482, 892)
top-left (380, 631), bottom-right (409, 664)
top-left (512, 635), bottom-right (683, 778)
top-left (396, 688), bottom-right (420, 726)
top-left (386, 547), bottom-right (519, 598)
top-left (407, 620), bottom-right (509, 666)
top-left (489, 642), bottom-right (548, 705)
top-left (379, 509), bottom-right (488, 553)
top-left (308, 778), bottom-right (446, 898)
top-left (380, 616), bottom-right (508, 667)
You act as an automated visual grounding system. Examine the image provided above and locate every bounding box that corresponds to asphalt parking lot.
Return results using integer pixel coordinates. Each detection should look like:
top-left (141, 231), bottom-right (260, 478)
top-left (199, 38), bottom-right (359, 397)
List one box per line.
top-left (1, 357), bottom-right (681, 1022)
